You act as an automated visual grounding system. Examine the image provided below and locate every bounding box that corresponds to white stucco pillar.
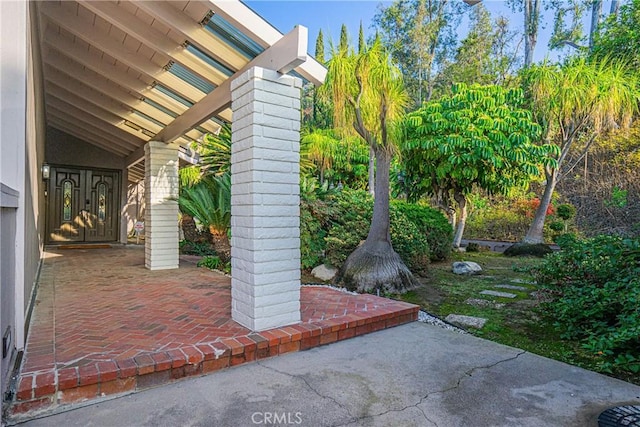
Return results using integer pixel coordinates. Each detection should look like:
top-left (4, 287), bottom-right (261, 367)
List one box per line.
top-left (144, 141), bottom-right (179, 270)
top-left (230, 67), bottom-right (302, 331)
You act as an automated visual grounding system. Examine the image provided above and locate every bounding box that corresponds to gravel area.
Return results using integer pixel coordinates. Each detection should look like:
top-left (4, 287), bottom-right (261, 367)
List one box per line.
top-left (418, 310), bottom-right (466, 333)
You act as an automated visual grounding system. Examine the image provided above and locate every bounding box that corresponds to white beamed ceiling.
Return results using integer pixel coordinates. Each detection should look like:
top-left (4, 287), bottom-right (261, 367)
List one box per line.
top-left (36, 0), bottom-right (326, 182)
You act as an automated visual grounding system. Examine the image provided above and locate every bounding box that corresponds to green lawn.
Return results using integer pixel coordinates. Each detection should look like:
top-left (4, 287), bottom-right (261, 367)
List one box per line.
top-left (395, 251), bottom-right (640, 386)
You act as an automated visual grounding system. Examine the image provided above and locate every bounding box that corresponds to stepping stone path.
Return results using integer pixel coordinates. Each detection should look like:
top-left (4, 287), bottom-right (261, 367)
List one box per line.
top-left (480, 290), bottom-right (517, 298)
top-left (445, 314), bottom-right (487, 329)
top-left (511, 278), bottom-right (535, 285)
top-left (465, 298), bottom-right (505, 309)
top-left (494, 284), bottom-right (527, 291)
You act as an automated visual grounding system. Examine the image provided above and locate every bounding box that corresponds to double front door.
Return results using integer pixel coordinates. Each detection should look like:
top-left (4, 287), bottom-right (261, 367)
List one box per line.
top-left (47, 167), bottom-right (120, 243)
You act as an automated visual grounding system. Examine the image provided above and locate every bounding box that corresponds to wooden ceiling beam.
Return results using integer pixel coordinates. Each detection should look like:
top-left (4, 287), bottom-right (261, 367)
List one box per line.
top-left (153, 25), bottom-right (308, 144)
top-left (134, 1), bottom-right (247, 71)
top-left (39, 2), bottom-right (205, 103)
top-left (78, 1), bottom-right (227, 85)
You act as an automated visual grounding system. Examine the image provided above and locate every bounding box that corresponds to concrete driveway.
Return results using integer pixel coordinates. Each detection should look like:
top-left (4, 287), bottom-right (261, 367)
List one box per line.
top-left (18, 322), bottom-right (640, 427)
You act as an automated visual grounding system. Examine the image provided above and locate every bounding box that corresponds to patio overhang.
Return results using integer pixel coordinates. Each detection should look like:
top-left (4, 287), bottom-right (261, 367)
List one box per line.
top-left (37, 0), bottom-right (326, 180)
top-left (35, 0), bottom-right (327, 332)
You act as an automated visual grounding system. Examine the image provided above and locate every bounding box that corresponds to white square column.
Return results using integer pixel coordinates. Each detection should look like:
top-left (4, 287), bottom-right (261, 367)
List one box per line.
top-left (144, 141), bottom-right (179, 270)
top-left (230, 67), bottom-right (302, 331)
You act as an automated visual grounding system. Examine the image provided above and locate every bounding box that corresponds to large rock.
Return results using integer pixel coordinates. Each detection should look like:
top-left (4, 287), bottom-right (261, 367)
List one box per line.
top-left (311, 264), bottom-right (338, 282)
top-left (452, 261), bottom-right (482, 275)
top-left (445, 314), bottom-right (487, 329)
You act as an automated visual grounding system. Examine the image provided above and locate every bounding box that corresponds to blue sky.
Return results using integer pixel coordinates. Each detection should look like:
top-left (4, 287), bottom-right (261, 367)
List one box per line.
top-left (245, 1), bottom-right (614, 64)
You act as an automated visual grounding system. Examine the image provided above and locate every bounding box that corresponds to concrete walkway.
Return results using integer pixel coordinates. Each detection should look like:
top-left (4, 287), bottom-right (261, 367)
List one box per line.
top-left (19, 322), bottom-right (640, 427)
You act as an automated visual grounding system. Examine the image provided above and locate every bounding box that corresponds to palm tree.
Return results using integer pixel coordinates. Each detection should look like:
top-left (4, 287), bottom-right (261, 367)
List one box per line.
top-left (178, 174), bottom-right (231, 262)
top-left (522, 57), bottom-right (638, 243)
top-left (320, 38), bottom-right (419, 293)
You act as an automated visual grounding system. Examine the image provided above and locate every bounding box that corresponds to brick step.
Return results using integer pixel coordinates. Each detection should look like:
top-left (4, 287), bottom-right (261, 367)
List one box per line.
top-left (10, 305), bottom-right (418, 419)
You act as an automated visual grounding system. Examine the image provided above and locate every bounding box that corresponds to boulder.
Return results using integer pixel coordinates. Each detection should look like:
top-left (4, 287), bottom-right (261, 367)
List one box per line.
top-left (311, 264), bottom-right (338, 282)
top-left (452, 261), bottom-right (482, 275)
top-left (445, 314), bottom-right (487, 329)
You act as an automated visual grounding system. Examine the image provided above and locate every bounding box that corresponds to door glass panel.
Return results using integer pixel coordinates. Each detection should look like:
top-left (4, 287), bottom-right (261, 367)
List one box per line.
top-left (63, 181), bottom-right (72, 221)
top-left (98, 183), bottom-right (106, 221)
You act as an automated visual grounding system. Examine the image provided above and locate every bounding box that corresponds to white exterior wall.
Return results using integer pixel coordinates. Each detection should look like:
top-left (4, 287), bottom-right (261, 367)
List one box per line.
top-left (230, 67), bottom-right (302, 331)
top-left (144, 141), bottom-right (179, 270)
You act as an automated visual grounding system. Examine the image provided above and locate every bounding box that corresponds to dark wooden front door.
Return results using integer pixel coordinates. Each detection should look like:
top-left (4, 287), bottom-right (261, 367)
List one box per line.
top-left (48, 167), bottom-right (120, 243)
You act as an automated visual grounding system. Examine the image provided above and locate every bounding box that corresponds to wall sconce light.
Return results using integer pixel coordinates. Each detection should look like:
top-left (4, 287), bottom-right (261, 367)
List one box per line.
top-left (41, 164), bottom-right (50, 180)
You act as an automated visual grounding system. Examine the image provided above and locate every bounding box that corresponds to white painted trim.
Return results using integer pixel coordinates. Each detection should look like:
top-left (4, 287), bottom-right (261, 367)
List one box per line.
top-left (153, 25), bottom-right (308, 145)
top-left (208, 0), bottom-right (326, 86)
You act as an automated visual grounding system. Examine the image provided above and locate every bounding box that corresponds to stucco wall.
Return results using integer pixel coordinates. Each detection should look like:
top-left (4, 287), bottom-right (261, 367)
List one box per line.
top-left (45, 127), bottom-right (125, 170)
top-left (24, 1), bottom-right (46, 314)
top-left (124, 180), bottom-right (145, 238)
top-left (0, 0), bottom-right (27, 403)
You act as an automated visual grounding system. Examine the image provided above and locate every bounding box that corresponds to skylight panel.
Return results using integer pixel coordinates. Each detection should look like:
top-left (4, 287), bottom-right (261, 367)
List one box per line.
top-left (142, 98), bottom-right (178, 118)
top-left (185, 43), bottom-right (235, 77)
top-left (154, 83), bottom-right (194, 107)
top-left (166, 62), bottom-right (216, 94)
top-left (204, 14), bottom-right (264, 60)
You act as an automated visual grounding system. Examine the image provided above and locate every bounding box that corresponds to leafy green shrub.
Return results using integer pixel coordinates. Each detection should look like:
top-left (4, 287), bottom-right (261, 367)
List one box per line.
top-left (300, 199), bottom-right (328, 269)
top-left (466, 242), bottom-right (480, 252)
top-left (529, 234), bottom-right (640, 374)
top-left (391, 200), bottom-right (452, 261)
top-left (323, 189), bottom-right (433, 270)
top-left (549, 220), bottom-right (565, 232)
top-left (197, 255), bottom-right (222, 270)
top-left (503, 242), bottom-right (553, 257)
top-left (324, 190), bottom-right (372, 268)
top-left (556, 203), bottom-right (576, 221)
top-left (389, 209), bottom-right (430, 272)
top-left (180, 240), bottom-right (217, 256)
top-left (465, 208), bottom-right (531, 241)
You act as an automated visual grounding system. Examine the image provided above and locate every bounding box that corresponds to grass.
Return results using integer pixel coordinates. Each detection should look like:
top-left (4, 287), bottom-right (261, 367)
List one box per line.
top-left (395, 250), bottom-right (639, 385)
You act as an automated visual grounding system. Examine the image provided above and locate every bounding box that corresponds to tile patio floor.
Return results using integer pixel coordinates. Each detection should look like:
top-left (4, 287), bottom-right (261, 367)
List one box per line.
top-left (11, 246), bottom-right (418, 417)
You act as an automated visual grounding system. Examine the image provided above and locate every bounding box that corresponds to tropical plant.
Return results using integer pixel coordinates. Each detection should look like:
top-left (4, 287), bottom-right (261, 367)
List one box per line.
top-left (178, 173), bottom-right (231, 263)
top-left (521, 57), bottom-right (639, 243)
top-left (301, 128), bottom-right (369, 188)
top-left (402, 83), bottom-right (556, 247)
top-left (319, 38), bottom-right (419, 293)
top-left (592, 0), bottom-right (640, 67)
top-left (198, 124), bottom-right (232, 177)
top-left (530, 234), bottom-right (640, 374)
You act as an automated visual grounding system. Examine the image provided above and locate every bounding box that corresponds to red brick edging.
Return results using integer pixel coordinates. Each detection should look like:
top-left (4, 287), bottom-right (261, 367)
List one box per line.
top-left (12, 306), bottom-right (418, 417)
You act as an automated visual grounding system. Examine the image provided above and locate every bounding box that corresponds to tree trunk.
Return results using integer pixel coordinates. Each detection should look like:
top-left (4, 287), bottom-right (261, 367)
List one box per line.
top-left (589, 0), bottom-right (603, 49)
top-left (209, 226), bottom-right (231, 264)
top-left (452, 192), bottom-right (467, 248)
top-left (368, 147), bottom-right (375, 196)
top-left (181, 214), bottom-right (201, 242)
top-left (610, 0), bottom-right (620, 16)
top-left (335, 148), bottom-right (419, 294)
top-left (523, 170), bottom-right (557, 244)
top-left (524, 0), bottom-right (540, 67)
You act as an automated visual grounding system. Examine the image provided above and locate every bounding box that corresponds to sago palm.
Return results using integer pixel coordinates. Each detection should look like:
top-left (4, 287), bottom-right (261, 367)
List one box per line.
top-left (178, 173), bottom-right (231, 262)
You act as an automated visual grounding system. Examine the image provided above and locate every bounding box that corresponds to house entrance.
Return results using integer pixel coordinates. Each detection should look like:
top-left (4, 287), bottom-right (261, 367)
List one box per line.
top-left (47, 167), bottom-right (120, 243)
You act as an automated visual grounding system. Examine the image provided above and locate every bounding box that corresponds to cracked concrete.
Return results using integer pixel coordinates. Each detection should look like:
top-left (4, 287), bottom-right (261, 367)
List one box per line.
top-left (18, 322), bottom-right (640, 427)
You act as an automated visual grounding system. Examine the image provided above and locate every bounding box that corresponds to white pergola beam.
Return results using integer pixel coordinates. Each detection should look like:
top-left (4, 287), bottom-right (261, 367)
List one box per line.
top-left (47, 105), bottom-right (142, 151)
top-left (207, 0), bottom-right (327, 86)
top-left (134, 1), bottom-right (247, 72)
top-left (40, 2), bottom-right (205, 103)
top-left (153, 25), bottom-right (308, 144)
top-left (44, 65), bottom-right (176, 129)
top-left (44, 81), bottom-right (165, 137)
top-left (78, 0), bottom-right (227, 86)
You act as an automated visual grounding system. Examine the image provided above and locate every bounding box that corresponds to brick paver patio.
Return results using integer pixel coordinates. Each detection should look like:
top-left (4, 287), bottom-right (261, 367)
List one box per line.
top-left (11, 246), bottom-right (418, 417)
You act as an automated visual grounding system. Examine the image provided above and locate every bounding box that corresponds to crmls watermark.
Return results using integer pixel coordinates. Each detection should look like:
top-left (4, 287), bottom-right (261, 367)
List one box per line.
top-left (251, 412), bottom-right (303, 425)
